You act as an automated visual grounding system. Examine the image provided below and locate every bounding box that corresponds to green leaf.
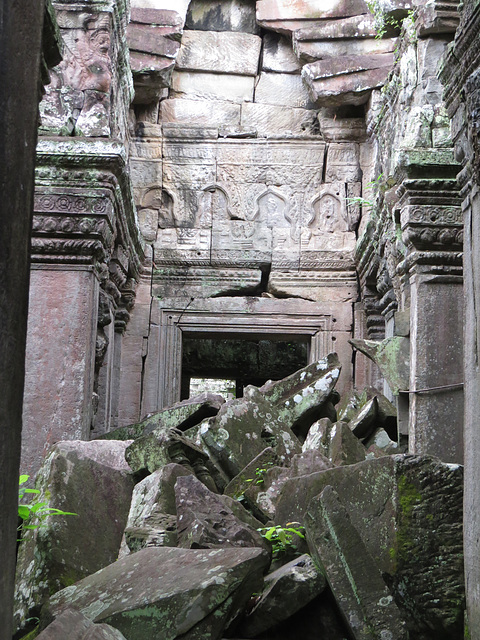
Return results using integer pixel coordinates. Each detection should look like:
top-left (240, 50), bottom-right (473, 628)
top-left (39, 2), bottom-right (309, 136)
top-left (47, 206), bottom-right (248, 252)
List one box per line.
top-left (24, 488), bottom-right (40, 494)
top-left (18, 505), bottom-right (31, 520)
top-left (19, 475), bottom-right (30, 485)
top-left (30, 502), bottom-right (48, 514)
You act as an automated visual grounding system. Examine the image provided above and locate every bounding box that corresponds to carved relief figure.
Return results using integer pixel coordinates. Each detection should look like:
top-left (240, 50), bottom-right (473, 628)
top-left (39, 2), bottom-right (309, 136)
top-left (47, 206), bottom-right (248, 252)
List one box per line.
top-left (59, 14), bottom-right (112, 93)
top-left (256, 189), bottom-right (288, 228)
top-left (314, 193), bottom-right (348, 233)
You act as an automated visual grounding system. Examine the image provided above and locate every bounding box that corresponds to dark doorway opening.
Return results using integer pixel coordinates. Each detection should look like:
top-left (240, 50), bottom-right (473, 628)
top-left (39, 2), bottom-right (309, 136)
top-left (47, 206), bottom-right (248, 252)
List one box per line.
top-left (181, 334), bottom-right (309, 399)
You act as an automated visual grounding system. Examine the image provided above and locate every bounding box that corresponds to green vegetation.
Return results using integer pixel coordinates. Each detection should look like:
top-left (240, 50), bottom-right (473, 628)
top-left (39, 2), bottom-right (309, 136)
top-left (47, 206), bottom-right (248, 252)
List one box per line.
top-left (18, 474), bottom-right (77, 541)
top-left (245, 462), bottom-right (274, 486)
top-left (258, 522), bottom-right (305, 558)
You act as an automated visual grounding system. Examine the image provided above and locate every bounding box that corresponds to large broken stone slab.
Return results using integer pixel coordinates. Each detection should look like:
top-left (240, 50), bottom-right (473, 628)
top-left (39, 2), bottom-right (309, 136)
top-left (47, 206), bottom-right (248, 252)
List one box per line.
top-left (237, 554), bottom-right (326, 637)
top-left (101, 393), bottom-right (225, 441)
top-left (124, 463), bottom-right (192, 553)
top-left (303, 53), bottom-right (395, 106)
top-left (14, 441), bottom-right (134, 634)
top-left (176, 31), bottom-right (262, 76)
top-left (175, 474), bottom-right (270, 552)
top-left (349, 337), bottom-right (410, 394)
top-left (36, 610), bottom-right (127, 640)
top-left (200, 355), bottom-right (341, 479)
top-left (125, 427), bottom-right (217, 493)
top-left (276, 455), bottom-right (465, 637)
top-left (44, 547), bottom-right (270, 640)
top-left (306, 486), bottom-right (407, 639)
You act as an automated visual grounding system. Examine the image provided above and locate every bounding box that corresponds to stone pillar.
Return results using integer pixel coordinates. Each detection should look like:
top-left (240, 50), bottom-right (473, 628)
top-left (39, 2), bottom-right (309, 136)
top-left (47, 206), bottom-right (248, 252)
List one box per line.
top-left (21, 138), bottom-right (144, 476)
top-left (397, 166), bottom-right (464, 463)
top-left (22, 267), bottom-right (99, 476)
top-left (0, 1), bottom-right (46, 636)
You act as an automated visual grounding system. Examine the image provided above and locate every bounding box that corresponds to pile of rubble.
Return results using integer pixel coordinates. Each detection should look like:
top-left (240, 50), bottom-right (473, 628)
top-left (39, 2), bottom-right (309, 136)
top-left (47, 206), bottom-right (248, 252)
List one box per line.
top-left (14, 354), bottom-right (464, 640)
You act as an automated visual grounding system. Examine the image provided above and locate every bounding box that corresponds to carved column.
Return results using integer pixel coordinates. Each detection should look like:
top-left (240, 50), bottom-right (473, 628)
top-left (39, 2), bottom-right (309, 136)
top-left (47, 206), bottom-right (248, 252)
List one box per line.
top-left (21, 140), bottom-right (143, 477)
top-left (396, 165), bottom-right (463, 463)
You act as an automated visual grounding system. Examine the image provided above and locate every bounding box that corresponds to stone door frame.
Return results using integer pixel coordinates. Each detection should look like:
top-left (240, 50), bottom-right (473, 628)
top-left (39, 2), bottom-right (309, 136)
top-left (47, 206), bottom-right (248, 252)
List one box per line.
top-left (143, 298), bottom-right (336, 412)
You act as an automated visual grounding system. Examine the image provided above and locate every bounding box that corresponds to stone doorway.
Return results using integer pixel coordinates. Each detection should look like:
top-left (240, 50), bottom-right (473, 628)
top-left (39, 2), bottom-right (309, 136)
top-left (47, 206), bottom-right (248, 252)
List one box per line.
top-left (181, 334), bottom-right (309, 399)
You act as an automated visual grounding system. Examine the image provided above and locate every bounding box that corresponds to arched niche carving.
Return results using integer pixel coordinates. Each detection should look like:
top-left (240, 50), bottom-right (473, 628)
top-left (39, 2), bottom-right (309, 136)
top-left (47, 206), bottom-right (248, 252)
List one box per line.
top-left (196, 184), bottom-right (231, 227)
top-left (312, 192), bottom-right (348, 233)
top-left (255, 189), bottom-right (288, 228)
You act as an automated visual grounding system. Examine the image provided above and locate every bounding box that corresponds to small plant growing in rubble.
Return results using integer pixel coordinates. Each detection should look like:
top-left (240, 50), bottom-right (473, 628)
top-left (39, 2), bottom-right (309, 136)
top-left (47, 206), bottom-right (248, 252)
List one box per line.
top-left (245, 462), bottom-right (274, 486)
top-left (258, 522), bottom-right (306, 558)
top-left (17, 474), bottom-right (77, 541)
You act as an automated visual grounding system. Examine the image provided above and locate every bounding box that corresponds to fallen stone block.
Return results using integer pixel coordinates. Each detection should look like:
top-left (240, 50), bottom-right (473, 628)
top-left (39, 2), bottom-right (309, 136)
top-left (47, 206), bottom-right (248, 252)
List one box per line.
top-left (36, 609), bottom-right (127, 640)
top-left (303, 418), bottom-right (366, 466)
top-left (100, 393), bottom-right (225, 441)
top-left (124, 463), bottom-right (192, 554)
top-left (14, 441), bottom-right (135, 634)
top-left (349, 396), bottom-right (378, 438)
top-left (224, 448), bottom-right (279, 501)
top-left (276, 455), bottom-right (465, 637)
top-left (44, 547), bottom-right (270, 640)
top-left (237, 554), bottom-right (326, 637)
top-left (349, 337), bottom-right (410, 395)
top-left (125, 427), bottom-right (217, 493)
top-left (328, 421), bottom-right (367, 466)
top-left (306, 485), bottom-right (408, 639)
top-left (175, 474), bottom-right (270, 552)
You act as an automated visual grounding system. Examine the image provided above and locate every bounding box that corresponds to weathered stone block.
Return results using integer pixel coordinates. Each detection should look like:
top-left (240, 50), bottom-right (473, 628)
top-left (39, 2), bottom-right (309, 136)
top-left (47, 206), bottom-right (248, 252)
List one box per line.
top-left (186, 0), bottom-right (260, 33)
top-left (36, 610), bottom-right (127, 640)
top-left (256, 0), bottom-right (370, 22)
top-left (44, 547), bottom-right (270, 640)
top-left (255, 72), bottom-right (313, 109)
top-left (176, 31), bottom-right (262, 76)
top-left (171, 70), bottom-right (255, 103)
top-left (262, 32), bottom-right (302, 73)
top-left (276, 455), bottom-right (465, 637)
top-left (303, 53), bottom-right (395, 106)
top-left (237, 554), bottom-right (326, 637)
top-left (295, 37), bottom-right (397, 62)
top-left (306, 486), bottom-right (407, 639)
top-left (175, 474), bottom-right (270, 551)
top-left (160, 97), bottom-right (241, 127)
top-left (124, 463), bottom-right (192, 553)
top-left (101, 393), bottom-right (225, 441)
top-left (240, 102), bottom-right (317, 136)
top-left (14, 441), bottom-right (134, 633)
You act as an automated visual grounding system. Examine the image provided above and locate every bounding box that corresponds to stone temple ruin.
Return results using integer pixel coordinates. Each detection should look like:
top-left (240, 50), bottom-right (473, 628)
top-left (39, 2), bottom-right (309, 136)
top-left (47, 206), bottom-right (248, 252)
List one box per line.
top-left (2, 0), bottom-right (480, 638)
